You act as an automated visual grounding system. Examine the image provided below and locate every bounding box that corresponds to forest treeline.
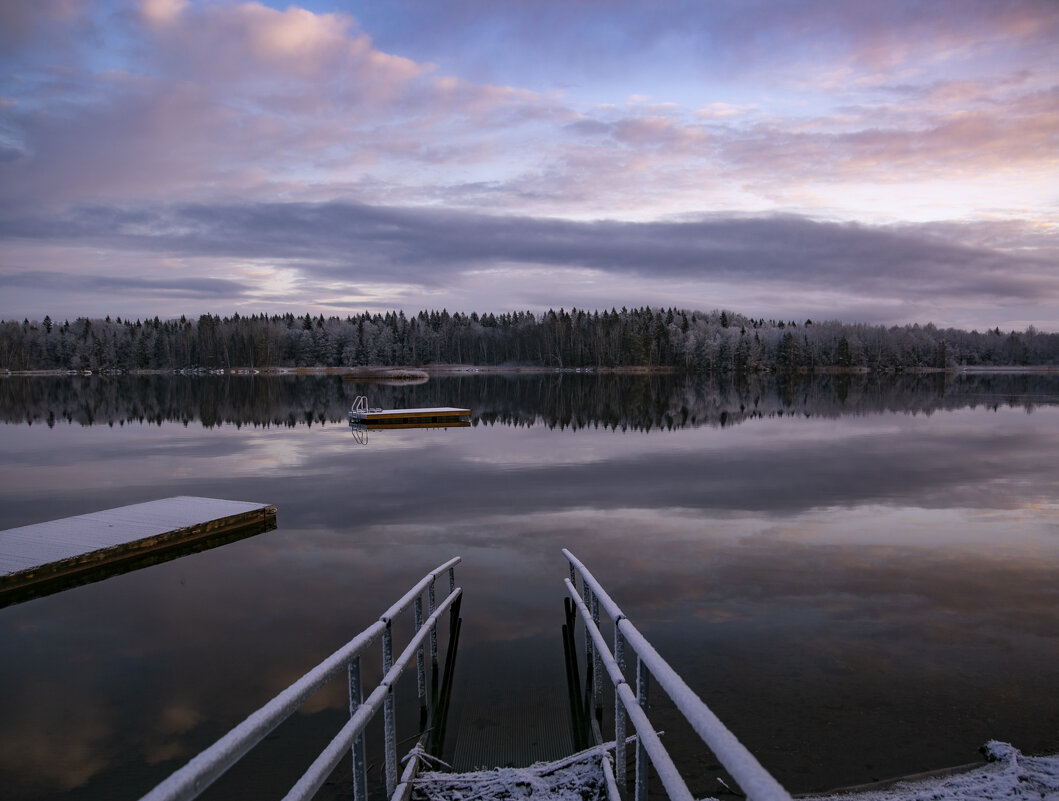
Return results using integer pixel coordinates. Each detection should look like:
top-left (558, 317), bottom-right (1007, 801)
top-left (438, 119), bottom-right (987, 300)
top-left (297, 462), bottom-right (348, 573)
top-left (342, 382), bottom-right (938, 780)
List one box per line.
top-left (1, 307), bottom-right (1057, 372)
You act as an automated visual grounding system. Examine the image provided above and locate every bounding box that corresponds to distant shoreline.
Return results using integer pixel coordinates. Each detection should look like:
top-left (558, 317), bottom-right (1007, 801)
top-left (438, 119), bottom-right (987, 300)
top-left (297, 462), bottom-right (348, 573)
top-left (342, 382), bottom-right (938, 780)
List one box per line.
top-left (1, 364), bottom-right (1057, 378)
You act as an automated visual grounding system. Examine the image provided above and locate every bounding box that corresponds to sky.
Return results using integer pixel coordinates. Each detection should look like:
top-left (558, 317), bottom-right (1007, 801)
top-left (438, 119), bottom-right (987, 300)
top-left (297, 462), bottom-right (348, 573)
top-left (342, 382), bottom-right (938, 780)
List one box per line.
top-left (1, 0), bottom-right (1057, 330)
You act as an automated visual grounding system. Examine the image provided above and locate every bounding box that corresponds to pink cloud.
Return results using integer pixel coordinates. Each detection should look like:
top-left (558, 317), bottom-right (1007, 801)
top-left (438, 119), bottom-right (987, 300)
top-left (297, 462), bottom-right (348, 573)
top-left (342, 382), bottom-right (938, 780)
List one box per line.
top-left (137, 1), bottom-right (430, 98)
top-left (138, 0), bottom-right (187, 27)
top-left (0, 1), bottom-right (574, 208)
top-left (696, 103), bottom-right (755, 120)
top-left (2, 0), bottom-right (1056, 235)
top-left (782, 1), bottom-right (1059, 71)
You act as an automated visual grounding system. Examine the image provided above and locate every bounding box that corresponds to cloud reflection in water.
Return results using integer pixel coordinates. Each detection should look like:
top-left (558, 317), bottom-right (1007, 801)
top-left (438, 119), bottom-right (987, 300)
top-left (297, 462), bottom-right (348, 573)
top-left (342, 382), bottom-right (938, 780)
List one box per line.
top-left (0, 378), bottom-right (1056, 798)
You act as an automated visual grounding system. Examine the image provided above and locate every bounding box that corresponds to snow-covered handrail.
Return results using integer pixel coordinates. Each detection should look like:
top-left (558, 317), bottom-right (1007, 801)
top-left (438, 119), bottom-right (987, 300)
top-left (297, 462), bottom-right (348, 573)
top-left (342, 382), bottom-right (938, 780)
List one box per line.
top-left (563, 548), bottom-right (792, 801)
top-left (139, 557), bottom-right (462, 801)
top-left (281, 587), bottom-right (463, 801)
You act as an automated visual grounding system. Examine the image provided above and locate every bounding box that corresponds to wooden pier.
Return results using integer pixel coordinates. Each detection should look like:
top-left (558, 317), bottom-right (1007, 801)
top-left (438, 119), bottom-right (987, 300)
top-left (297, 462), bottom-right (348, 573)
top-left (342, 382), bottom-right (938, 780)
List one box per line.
top-left (0, 496), bottom-right (276, 606)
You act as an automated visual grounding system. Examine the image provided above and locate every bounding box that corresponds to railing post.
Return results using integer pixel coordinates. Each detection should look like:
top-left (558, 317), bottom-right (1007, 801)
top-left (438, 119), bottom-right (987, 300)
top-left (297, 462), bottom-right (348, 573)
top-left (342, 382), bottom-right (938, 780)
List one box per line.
top-left (348, 656), bottom-right (368, 801)
top-left (428, 578), bottom-right (438, 664)
top-left (414, 595), bottom-right (426, 710)
top-left (449, 566), bottom-right (455, 596)
top-left (582, 582), bottom-right (593, 662)
top-left (581, 581), bottom-right (595, 723)
top-left (635, 654), bottom-right (650, 801)
top-left (615, 623), bottom-right (627, 786)
top-left (591, 592), bottom-right (601, 724)
top-left (383, 620), bottom-right (397, 798)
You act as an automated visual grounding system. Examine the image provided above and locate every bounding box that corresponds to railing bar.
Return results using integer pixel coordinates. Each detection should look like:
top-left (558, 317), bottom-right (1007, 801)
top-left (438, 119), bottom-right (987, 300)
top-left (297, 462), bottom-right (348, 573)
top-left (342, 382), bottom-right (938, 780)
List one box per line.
top-left (381, 557), bottom-right (461, 623)
top-left (564, 580), bottom-right (632, 688)
top-left (562, 548), bottom-right (624, 622)
top-left (600, 751), bottom-right (623, 801)
top-left (564, 580), bottom-right (694, 801)
top-left (140, 559), bottom-right (460, 801)
top-left (567, 548), bottom-right (791, 801)
top-left (139, 620), bottom-right (386, 801)
top-left (391, 738), bottom-right (426, 801)
top-left (616, 618), bottom-right (791, 801)
top-left (615, 683), bottom-right (694, 801)
top-left (383, 589), bottom-right (460, 688)
top-left (286, 683), bottom-right (387, 801)
top-left (282, 589), bottom-right (462, 801)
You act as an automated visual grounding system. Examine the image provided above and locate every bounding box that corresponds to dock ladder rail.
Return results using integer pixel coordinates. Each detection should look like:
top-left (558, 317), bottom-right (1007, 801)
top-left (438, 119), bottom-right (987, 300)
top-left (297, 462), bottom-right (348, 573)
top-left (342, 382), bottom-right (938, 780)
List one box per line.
top-left (350, 395), bottom-right (383, 418)
top-left (563, 549), bottom-right (792, 801)
top-left (139, 557), bottom-right (462, 801)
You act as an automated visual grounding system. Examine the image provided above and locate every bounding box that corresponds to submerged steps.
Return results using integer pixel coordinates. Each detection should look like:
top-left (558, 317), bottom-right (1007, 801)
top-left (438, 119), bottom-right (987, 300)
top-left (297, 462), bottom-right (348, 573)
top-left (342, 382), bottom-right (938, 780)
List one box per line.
top-left (0, 496), bottom-right (276, 606)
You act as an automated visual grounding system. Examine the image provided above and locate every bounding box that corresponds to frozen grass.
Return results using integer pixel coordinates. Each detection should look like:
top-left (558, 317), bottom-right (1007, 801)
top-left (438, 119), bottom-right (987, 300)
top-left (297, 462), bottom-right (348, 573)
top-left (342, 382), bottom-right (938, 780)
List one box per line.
top-left (411, 745), bottom-right (609, 801)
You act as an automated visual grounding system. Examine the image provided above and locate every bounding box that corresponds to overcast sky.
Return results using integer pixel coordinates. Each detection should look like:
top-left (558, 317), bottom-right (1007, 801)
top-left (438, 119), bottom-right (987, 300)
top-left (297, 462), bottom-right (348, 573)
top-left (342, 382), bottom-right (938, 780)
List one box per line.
top-left (1, 0), bottom-right (1057, 329)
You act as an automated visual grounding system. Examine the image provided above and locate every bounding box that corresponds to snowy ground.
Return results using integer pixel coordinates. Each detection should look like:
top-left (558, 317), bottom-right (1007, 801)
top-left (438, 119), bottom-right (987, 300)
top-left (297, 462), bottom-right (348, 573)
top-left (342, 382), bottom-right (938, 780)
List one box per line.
top-left (801, 742), bottom-right (1059, 801)
top-left (409, 742), bottom-right (1059, 801)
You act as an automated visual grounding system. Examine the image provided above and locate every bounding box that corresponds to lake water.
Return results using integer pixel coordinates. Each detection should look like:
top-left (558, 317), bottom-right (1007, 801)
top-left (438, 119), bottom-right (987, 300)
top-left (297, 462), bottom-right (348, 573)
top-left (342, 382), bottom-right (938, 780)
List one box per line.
top-left (1, 372), bottom-right (1057, 801)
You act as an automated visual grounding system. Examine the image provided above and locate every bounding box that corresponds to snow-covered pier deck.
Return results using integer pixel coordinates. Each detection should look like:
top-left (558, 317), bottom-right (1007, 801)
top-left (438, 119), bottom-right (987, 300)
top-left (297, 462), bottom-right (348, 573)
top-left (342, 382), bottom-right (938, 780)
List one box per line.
top-left (0, 496), bottom-right (276, 605)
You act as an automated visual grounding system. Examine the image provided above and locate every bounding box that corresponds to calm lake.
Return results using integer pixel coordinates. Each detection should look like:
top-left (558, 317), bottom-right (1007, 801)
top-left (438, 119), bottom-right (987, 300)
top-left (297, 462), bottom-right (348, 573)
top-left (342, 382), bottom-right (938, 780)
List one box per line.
top-left (1, 372), bottom-right (1057, 801)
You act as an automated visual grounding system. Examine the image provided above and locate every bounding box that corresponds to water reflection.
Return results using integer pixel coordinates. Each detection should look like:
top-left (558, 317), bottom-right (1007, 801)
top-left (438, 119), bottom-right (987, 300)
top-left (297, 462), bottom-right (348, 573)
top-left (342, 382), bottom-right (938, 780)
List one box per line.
top-left (1, 372), bottom-right (1056, 431)
top-left (0, 374), bottom-right (1056, 800)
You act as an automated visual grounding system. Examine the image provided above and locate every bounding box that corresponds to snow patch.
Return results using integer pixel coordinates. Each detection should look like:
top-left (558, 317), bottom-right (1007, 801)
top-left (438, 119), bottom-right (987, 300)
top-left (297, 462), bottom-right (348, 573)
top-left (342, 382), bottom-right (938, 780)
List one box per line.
top-left (801, 742), bottom-right (1059, 801)
top-left (412, 749), bottom-right (610, 801)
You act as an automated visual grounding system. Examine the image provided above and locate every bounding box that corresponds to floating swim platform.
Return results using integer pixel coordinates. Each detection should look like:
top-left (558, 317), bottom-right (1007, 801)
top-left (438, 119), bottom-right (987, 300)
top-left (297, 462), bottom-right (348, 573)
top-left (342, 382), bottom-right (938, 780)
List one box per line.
top-left (0, 496), bottom-right (276, 606)
top-left (349, 405), bottom-right (471, 428)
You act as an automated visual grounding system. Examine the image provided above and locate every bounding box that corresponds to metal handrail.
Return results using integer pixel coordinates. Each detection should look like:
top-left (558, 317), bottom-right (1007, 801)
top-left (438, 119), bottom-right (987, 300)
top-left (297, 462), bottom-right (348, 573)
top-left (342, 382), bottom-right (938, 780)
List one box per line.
top-left (350, 396), bottom-right (383, 418)
top-left (140, 557), bottom-right (462, 801)
top-left (562, 549), bottom-right (792, 801)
